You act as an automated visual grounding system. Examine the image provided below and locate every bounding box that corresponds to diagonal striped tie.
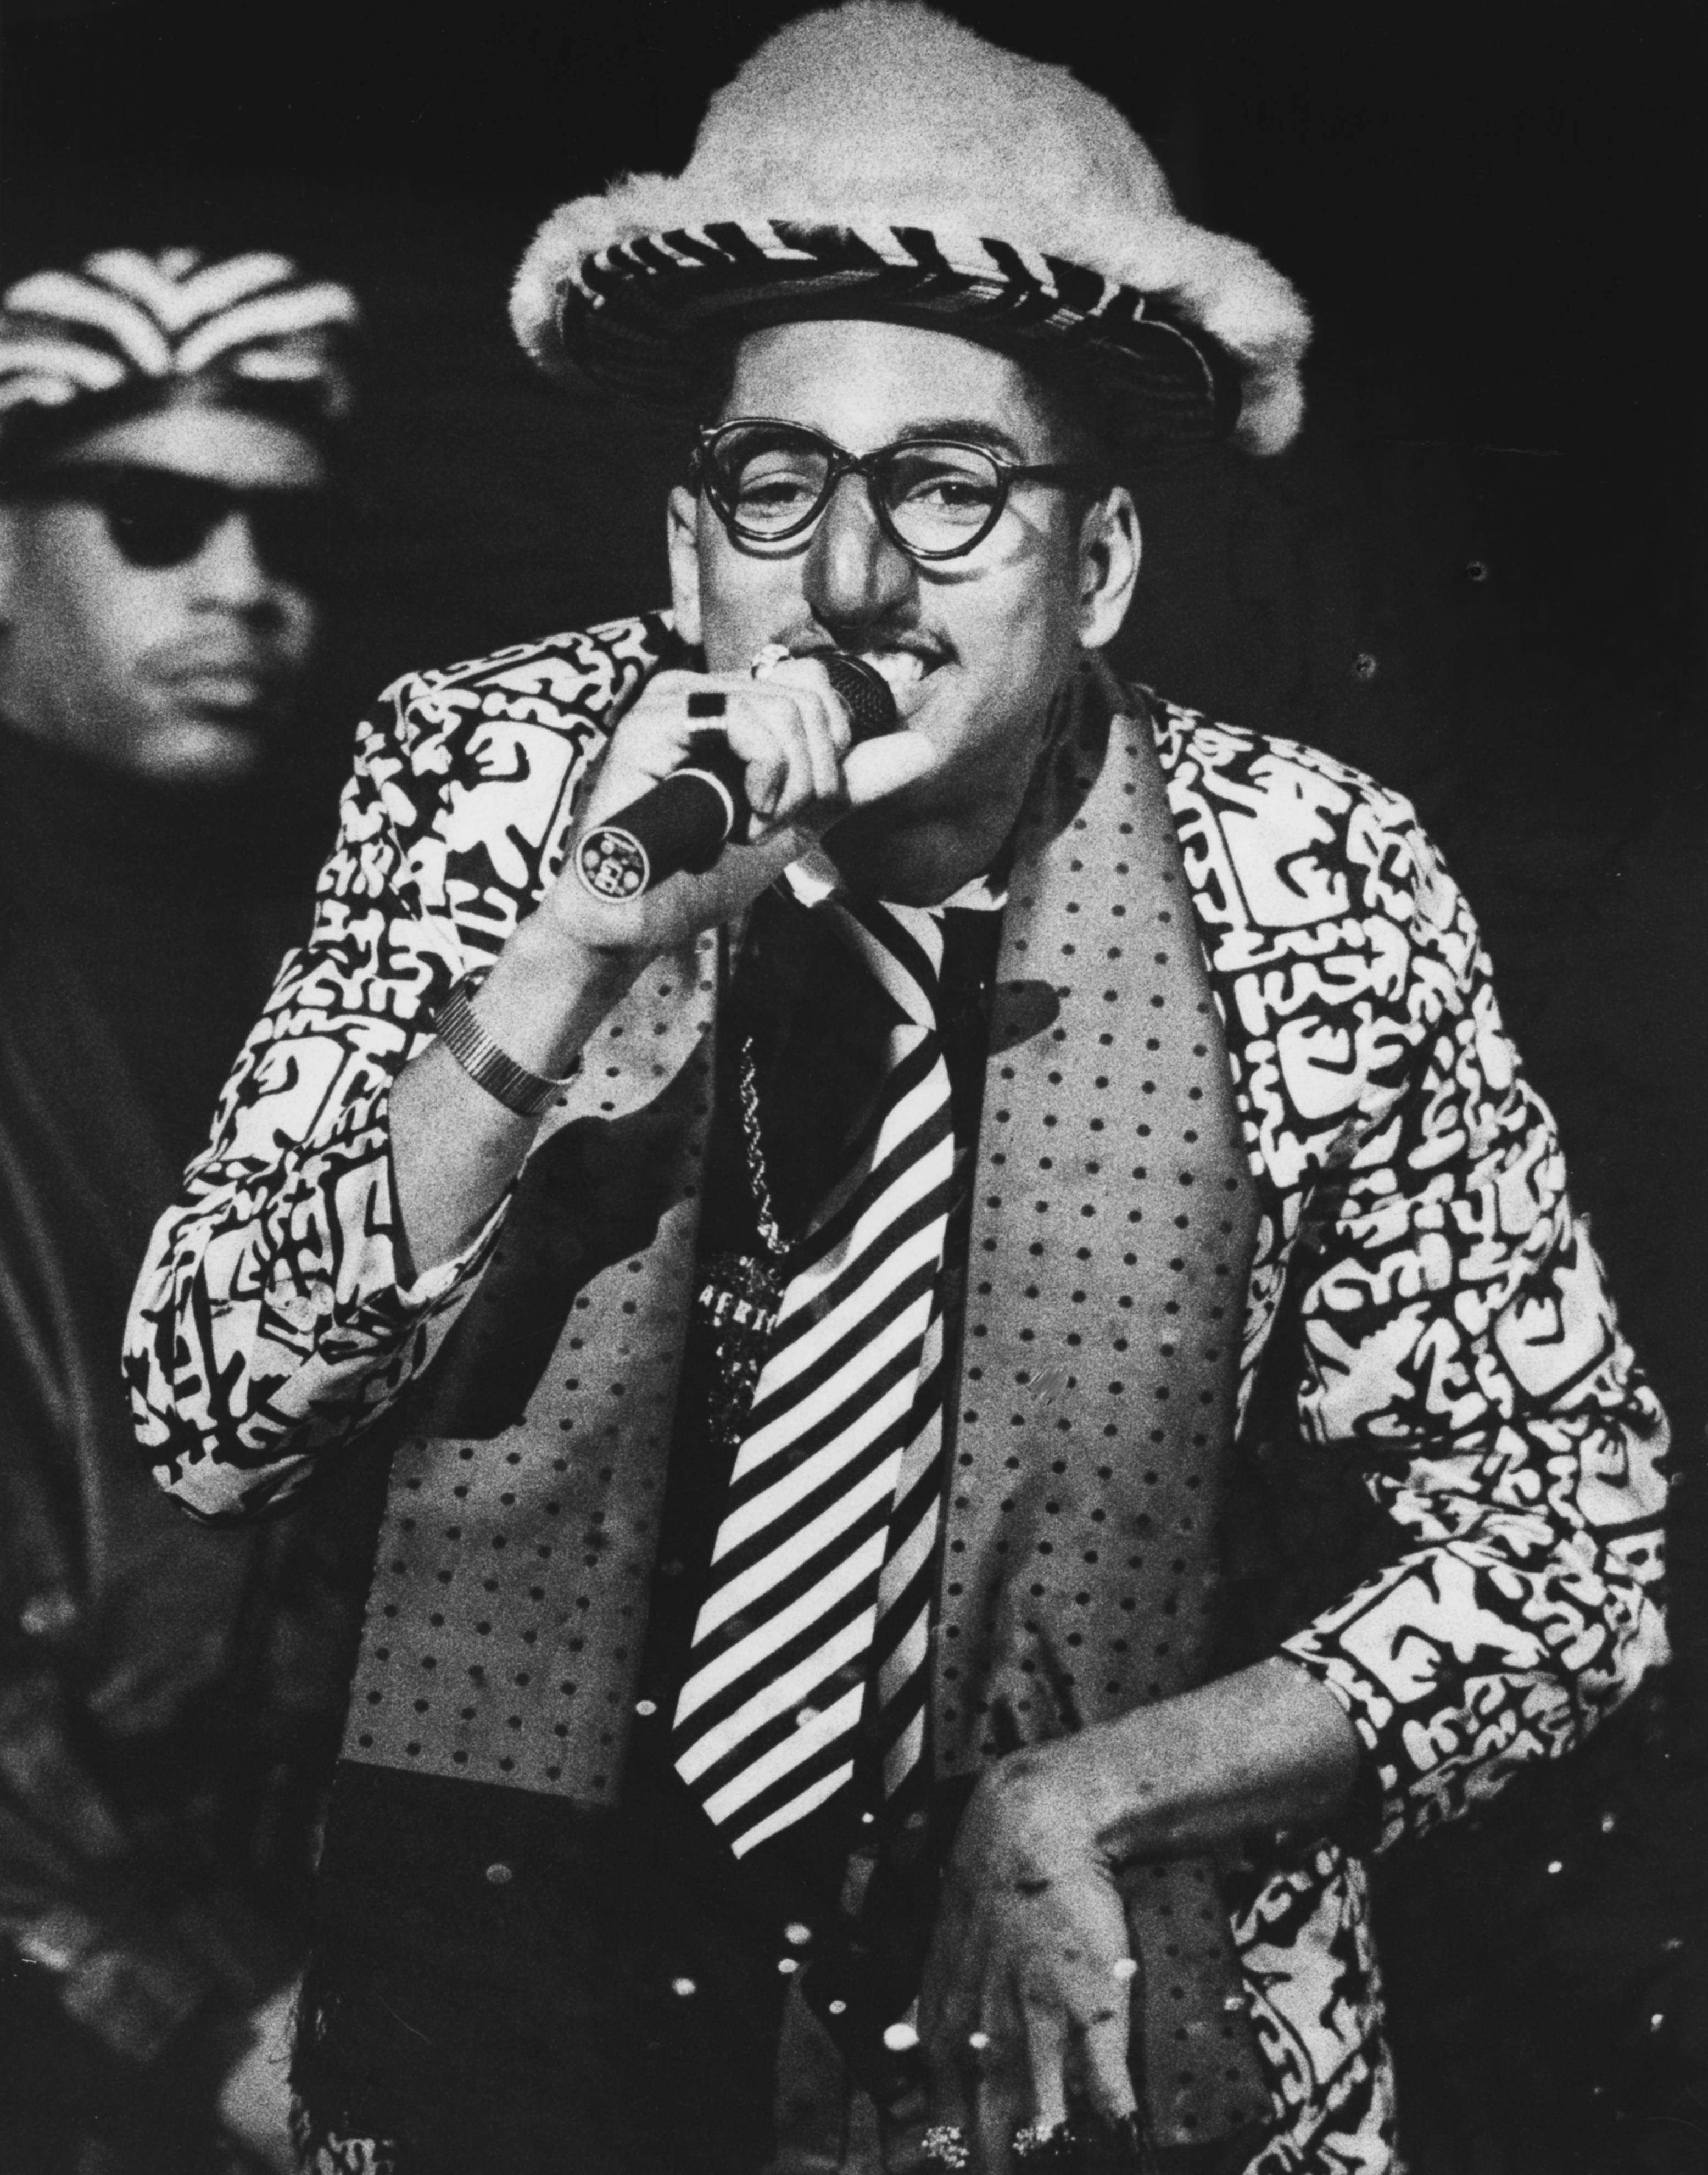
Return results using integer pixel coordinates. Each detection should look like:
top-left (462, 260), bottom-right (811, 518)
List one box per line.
top-left (673, 895), bottom-right (954, 1859)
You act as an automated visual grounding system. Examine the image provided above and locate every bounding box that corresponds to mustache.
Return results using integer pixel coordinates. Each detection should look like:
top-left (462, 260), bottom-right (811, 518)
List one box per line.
top-left (764, 623), bottom-right (951, 663)
top-left (139, 632), bottom-right (294, 684)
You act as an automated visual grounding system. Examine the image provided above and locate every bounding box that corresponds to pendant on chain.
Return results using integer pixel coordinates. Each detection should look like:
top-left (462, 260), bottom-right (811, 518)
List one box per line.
top-left (696, 1034), bottom-right (787, 1454)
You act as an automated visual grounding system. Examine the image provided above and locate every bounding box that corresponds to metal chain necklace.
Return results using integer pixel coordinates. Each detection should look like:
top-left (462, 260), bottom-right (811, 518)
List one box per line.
top-left (695, 1035), bottom-right (787, 1453)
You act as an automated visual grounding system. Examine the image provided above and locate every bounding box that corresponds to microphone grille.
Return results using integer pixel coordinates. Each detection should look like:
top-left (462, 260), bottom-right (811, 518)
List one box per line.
top-left (820, 652), bottom-right (899, 743)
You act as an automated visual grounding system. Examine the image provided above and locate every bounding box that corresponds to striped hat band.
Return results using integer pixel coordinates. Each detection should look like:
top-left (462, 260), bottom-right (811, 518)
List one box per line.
top-left (559, 218), bottom-right (1239, 442)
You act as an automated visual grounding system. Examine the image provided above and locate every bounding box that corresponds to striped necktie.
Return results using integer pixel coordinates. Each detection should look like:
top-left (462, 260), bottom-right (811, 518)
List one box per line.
top-left (672, 895), bottom-right (955, 1859)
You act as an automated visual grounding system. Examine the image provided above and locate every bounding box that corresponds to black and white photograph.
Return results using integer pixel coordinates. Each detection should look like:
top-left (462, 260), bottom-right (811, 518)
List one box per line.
top-left (0, 4), bottom-right (1701, 2171)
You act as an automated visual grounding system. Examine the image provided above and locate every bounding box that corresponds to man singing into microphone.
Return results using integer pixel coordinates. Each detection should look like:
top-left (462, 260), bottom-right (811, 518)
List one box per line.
top-left (125, 8), bottom-right (1668, 2173)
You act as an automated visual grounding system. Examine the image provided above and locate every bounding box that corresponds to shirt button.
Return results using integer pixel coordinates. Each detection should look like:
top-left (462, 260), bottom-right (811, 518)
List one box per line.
top-left (484, 1862), bottom-right (515, 1887)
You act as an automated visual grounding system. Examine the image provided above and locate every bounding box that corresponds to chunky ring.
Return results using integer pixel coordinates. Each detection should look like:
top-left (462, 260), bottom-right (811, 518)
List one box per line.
top-left (920, 2126), bottom-right (971, 2170)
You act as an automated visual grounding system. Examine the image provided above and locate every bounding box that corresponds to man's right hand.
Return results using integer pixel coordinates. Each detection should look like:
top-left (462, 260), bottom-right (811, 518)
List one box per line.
top-left (389, 656), bottom-right (936, 1275)
top-left (534, 657), bottom-right (936, 967)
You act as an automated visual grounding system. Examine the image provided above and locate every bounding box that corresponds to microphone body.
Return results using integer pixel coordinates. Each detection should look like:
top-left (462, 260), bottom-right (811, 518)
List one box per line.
top-left (574, 652), bottom-right (899, 901)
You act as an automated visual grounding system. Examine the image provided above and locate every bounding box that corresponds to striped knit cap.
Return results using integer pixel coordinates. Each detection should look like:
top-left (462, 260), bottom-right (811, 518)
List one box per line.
top-left (0, 248), bottom-right (358, 469)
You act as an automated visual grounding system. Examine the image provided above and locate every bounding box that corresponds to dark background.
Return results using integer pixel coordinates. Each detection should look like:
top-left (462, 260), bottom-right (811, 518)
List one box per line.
top-left (3, 1), bottom-right (1704, 2166)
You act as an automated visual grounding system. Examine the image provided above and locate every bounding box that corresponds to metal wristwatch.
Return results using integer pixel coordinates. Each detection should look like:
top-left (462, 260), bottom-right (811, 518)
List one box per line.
top-left (433, 970), bottom-right (581, 1120)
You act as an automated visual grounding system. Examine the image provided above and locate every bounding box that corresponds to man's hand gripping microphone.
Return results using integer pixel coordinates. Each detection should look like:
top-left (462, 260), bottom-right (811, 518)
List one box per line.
top-left (574, 653), bottom-right (898, 901)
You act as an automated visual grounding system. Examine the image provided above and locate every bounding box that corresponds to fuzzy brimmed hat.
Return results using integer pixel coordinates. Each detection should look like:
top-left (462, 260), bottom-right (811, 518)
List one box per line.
top-left (512, 2), bottom-right (1310, 453)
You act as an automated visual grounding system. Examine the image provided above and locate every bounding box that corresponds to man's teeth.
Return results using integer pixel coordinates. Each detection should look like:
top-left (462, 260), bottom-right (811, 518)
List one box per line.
top-left (861, 654), bottom-right (928, 693)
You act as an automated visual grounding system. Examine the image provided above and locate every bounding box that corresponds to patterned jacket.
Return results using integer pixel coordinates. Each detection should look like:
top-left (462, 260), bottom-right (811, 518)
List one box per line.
top-left (124, 616), bottom-right (1669, 2173)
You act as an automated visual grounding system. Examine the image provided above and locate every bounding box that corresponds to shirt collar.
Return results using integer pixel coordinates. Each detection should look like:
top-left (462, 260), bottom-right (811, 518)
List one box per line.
top-left (781, 844), bottom-right (1007, 914)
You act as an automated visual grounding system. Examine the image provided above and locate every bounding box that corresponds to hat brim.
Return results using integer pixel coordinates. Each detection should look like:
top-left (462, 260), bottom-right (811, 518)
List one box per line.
top-left (547, 219), bottom-right (1243, 444)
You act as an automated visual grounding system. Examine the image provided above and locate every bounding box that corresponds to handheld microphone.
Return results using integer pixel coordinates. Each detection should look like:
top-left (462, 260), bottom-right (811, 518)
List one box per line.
top-left (573, 652), bottom-right (899, 901)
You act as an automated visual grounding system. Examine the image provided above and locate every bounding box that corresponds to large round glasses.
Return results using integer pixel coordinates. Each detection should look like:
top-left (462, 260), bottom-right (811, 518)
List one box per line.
top-left (693, 419), bottom-right (1105, 562)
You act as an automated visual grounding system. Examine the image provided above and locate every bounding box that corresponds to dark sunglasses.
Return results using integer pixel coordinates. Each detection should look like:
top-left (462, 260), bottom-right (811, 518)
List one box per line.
top-left (17, 462), bottom-right (343, 587)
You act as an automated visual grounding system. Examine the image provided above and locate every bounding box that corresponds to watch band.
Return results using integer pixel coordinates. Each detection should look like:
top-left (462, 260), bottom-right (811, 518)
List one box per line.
top-left (433, 971), bottom-right (580, 1120)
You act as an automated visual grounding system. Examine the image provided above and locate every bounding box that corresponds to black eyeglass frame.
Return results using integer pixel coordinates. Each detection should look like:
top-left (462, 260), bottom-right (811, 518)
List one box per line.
top-left (691, 418), bottom-right (1109, 562)
top-left (7, 461), bottom-right (340, 583)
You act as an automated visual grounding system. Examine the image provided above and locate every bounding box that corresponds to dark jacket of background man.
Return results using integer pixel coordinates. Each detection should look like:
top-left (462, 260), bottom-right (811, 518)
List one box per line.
top-left (0, 248), bottom-right (375, 2175)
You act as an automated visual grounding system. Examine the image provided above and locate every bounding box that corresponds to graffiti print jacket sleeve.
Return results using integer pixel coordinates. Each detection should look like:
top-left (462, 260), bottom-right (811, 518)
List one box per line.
top-left (1156, 703), bottom-right (1671, 1851)
top-left (124, 618), bottom-right (669, 1524)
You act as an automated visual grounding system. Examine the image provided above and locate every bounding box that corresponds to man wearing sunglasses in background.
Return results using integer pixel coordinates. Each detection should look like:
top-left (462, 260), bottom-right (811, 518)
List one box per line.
top-left (0, 247), bottom-right (367, 2173)
top-left (127, 9), bottom-right (1668, 2175)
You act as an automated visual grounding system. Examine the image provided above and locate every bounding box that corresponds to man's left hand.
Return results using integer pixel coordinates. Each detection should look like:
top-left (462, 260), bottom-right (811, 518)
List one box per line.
top-left (913, 1660), bottom-right (1364, 2170)
top-left (217, 1979), bottom-right (303, 2174)
top-left (918, 1737), bottom-right (1138, 2171)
